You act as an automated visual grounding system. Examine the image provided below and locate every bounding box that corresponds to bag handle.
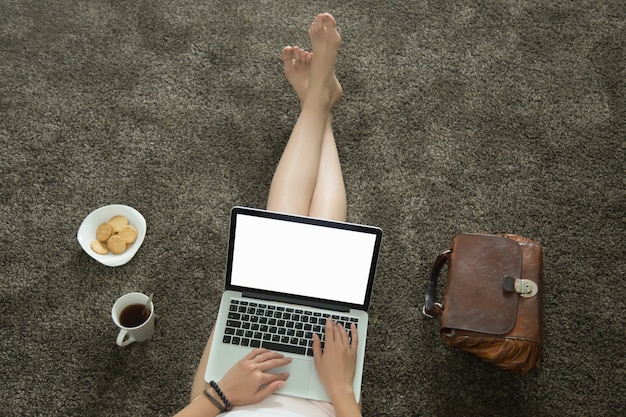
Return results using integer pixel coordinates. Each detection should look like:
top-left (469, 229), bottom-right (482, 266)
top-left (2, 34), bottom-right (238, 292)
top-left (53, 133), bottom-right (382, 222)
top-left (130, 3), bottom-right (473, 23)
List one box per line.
top-left (423, 249), bottom-right (451, 318)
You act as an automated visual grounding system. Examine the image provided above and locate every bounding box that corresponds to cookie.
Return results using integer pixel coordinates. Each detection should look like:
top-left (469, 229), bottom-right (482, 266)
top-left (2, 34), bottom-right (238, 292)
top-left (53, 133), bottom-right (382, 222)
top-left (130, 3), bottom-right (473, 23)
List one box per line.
top-left (118, 225), bottom-right (138, 244)
top-left (107, 234), bottom-right (127, 254)
top-left (96, 222), bottom-right (114, 242)
top-left (91, 239), bottom-right (109, 255)
top-left (109, 215), bottom-right (129, 233)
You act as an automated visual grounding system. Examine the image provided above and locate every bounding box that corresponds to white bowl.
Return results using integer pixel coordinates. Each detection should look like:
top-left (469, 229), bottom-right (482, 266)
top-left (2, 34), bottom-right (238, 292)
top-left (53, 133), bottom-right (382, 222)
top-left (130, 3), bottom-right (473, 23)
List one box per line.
top-left (77, 204), bottom-right (147, 267)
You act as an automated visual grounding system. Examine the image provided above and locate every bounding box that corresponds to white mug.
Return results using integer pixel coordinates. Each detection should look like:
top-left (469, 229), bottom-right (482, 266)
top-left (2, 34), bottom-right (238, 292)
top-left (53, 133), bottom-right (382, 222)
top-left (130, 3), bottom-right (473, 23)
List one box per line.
top-left (111, 292), bottom-right (155, 346)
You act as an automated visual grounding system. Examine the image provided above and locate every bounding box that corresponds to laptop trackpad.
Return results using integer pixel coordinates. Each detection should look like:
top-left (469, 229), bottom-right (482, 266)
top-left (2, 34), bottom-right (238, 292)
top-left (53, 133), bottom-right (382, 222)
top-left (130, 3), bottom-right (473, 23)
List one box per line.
top-left (269, 357), bottom-right (311, 395)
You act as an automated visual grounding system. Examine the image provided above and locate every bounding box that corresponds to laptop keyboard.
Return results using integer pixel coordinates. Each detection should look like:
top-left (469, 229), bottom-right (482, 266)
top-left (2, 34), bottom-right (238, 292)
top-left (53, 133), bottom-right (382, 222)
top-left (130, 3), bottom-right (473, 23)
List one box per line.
top-left (222, 298), bottom-right (359, 357)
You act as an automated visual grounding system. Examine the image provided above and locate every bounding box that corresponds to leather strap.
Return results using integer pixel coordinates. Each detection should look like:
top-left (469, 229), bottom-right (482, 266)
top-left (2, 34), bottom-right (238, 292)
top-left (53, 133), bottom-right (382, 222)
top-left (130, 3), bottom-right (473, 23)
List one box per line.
top-left (423, 249), bottom-right (451, 318)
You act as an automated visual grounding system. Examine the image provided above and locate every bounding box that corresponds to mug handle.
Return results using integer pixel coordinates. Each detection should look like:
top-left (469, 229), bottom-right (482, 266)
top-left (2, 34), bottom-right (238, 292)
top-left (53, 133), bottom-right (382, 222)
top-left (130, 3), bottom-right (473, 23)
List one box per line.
top-left (117, 329), bottom-right (136, 346)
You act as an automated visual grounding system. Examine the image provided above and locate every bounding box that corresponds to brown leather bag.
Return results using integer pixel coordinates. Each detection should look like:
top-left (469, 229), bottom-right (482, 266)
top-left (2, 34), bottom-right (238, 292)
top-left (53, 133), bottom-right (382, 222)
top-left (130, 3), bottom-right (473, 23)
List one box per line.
top-left (423, 234), bottom-right (544, 373)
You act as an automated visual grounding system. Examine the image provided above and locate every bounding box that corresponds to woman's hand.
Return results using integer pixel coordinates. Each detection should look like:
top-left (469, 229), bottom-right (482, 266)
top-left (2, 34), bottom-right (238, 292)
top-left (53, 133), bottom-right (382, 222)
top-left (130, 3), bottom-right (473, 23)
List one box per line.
top-left (217, 348), bottom-right (292, 406)
top-left (312, 318), bottom-right (358, 401)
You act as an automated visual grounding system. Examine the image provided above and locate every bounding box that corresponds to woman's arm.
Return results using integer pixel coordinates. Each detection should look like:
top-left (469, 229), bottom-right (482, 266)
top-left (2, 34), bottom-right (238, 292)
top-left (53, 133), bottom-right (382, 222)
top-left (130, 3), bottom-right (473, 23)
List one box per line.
top-left (313, 318), bottom-right (363, 417)
top-left (174, 348), bottom-right (292, 417)
top-left (175, 387), bottom-right (223, 417)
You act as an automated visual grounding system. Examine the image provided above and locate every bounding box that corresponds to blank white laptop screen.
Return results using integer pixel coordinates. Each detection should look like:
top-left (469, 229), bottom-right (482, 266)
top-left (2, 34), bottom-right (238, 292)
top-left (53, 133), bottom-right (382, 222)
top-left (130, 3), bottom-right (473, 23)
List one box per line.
top-left (230, 214), bottom-right (378, 306)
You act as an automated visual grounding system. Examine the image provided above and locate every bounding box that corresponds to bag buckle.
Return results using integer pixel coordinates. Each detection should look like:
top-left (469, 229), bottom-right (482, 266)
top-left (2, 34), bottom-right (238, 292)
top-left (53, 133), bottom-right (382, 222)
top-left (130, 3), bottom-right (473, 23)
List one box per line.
top-left (503, 275), bottom-right (538, 298)
top-left (422, 302), bottom-right (443, 318)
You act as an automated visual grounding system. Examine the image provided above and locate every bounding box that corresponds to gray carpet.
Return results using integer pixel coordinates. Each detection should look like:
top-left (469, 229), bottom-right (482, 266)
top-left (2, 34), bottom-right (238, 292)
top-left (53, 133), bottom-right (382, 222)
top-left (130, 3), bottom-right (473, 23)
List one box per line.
top-left (1, 0), bottom-right (625, 416)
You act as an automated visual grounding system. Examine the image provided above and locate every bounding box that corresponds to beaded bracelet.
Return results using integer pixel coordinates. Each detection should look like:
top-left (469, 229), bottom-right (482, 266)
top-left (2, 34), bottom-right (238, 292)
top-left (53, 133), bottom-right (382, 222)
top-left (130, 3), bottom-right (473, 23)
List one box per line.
top-left (210, 380), bottom-right (233, 411)
top-left (203, 389), bottom-right (226, 413)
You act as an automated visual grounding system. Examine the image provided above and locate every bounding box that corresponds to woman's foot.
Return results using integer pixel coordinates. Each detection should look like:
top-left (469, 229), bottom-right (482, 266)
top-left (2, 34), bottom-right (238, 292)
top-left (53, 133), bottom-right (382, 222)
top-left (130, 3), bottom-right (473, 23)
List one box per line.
top-left (306, 13), bottom-right (342, 108)
top-left (282, 46), bottom-right (312, 105)
top-left (282, 44), bottom-right (342, 108)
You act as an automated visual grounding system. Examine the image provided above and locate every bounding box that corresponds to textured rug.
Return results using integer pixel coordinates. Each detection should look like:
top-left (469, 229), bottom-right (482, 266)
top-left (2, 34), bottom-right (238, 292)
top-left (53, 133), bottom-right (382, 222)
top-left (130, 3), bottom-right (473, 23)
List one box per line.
top-left (1, 1), bottom-right (624, 416)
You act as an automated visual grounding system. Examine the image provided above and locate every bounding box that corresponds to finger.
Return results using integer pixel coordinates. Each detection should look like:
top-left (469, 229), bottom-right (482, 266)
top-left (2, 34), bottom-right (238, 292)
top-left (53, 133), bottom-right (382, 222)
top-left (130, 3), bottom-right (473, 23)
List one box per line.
top-left (261, 370), bottom-right (290, 385)
top-left (324, 318), bottom-right (334, 343)
top-left (337, 322), bottom-right (349, 346)
top-left (254, 371), bottom-right (290, 394)
top-left (254, 351), bottom-right (287, 363)
top-left (312, 332), bottom-right (322, 365)
top-left (350, 322), bottom-right (358, 350)
top-left (244, 348), bottom-right (270, 360)
top-left (254, 380), bottom-right (287, 402)
top-left (332, 320), bottom-right (347, 346)
top-left (258, 356), bottom-right (292, 372)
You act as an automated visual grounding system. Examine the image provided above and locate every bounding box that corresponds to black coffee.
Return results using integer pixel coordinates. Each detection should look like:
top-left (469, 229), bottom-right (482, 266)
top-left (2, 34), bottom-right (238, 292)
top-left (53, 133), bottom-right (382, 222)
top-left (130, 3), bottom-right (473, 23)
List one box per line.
top-left (119, 303), bottom-right (149, 328)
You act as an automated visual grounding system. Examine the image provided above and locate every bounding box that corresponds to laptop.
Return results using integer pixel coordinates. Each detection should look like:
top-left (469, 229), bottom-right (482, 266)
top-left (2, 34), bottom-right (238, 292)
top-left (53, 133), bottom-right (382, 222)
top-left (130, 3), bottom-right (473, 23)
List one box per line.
top-left (204, 206), bottom-right (383, 403)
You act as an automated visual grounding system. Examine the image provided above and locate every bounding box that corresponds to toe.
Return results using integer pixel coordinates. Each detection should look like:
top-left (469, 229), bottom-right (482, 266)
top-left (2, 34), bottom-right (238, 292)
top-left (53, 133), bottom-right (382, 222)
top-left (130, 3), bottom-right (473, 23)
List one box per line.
top-left (321, 13), bottom-right (336, 29)
top-left (309, 14), bottom-right (324, 35)
top-left (281, 46), bottom-right (294, 62)
top-left (297, 48), bottom-right (306, 63)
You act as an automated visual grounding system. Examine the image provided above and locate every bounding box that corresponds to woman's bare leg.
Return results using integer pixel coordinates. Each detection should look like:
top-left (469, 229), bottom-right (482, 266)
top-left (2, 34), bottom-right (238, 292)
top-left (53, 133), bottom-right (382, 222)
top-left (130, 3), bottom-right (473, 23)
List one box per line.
top-left (274, 46), bottom-right (346, 221)
top-left (309, 115), bottom-right (346, 221)
top-left (267, 14), bottom-right (344, 220)
top-left (189, 330), bottom-right (215, 403)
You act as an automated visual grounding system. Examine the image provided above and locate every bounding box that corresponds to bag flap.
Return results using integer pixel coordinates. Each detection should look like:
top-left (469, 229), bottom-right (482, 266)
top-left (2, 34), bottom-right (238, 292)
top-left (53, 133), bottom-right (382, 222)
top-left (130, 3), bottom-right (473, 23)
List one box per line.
top-left (440, 234), bottom-right (522, 335)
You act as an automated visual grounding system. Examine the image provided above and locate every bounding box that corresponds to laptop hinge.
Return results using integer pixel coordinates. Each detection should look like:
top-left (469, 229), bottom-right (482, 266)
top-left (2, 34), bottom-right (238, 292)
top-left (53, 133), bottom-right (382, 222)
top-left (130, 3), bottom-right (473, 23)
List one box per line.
top-left (241, 291), bottom-right (351, 313)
